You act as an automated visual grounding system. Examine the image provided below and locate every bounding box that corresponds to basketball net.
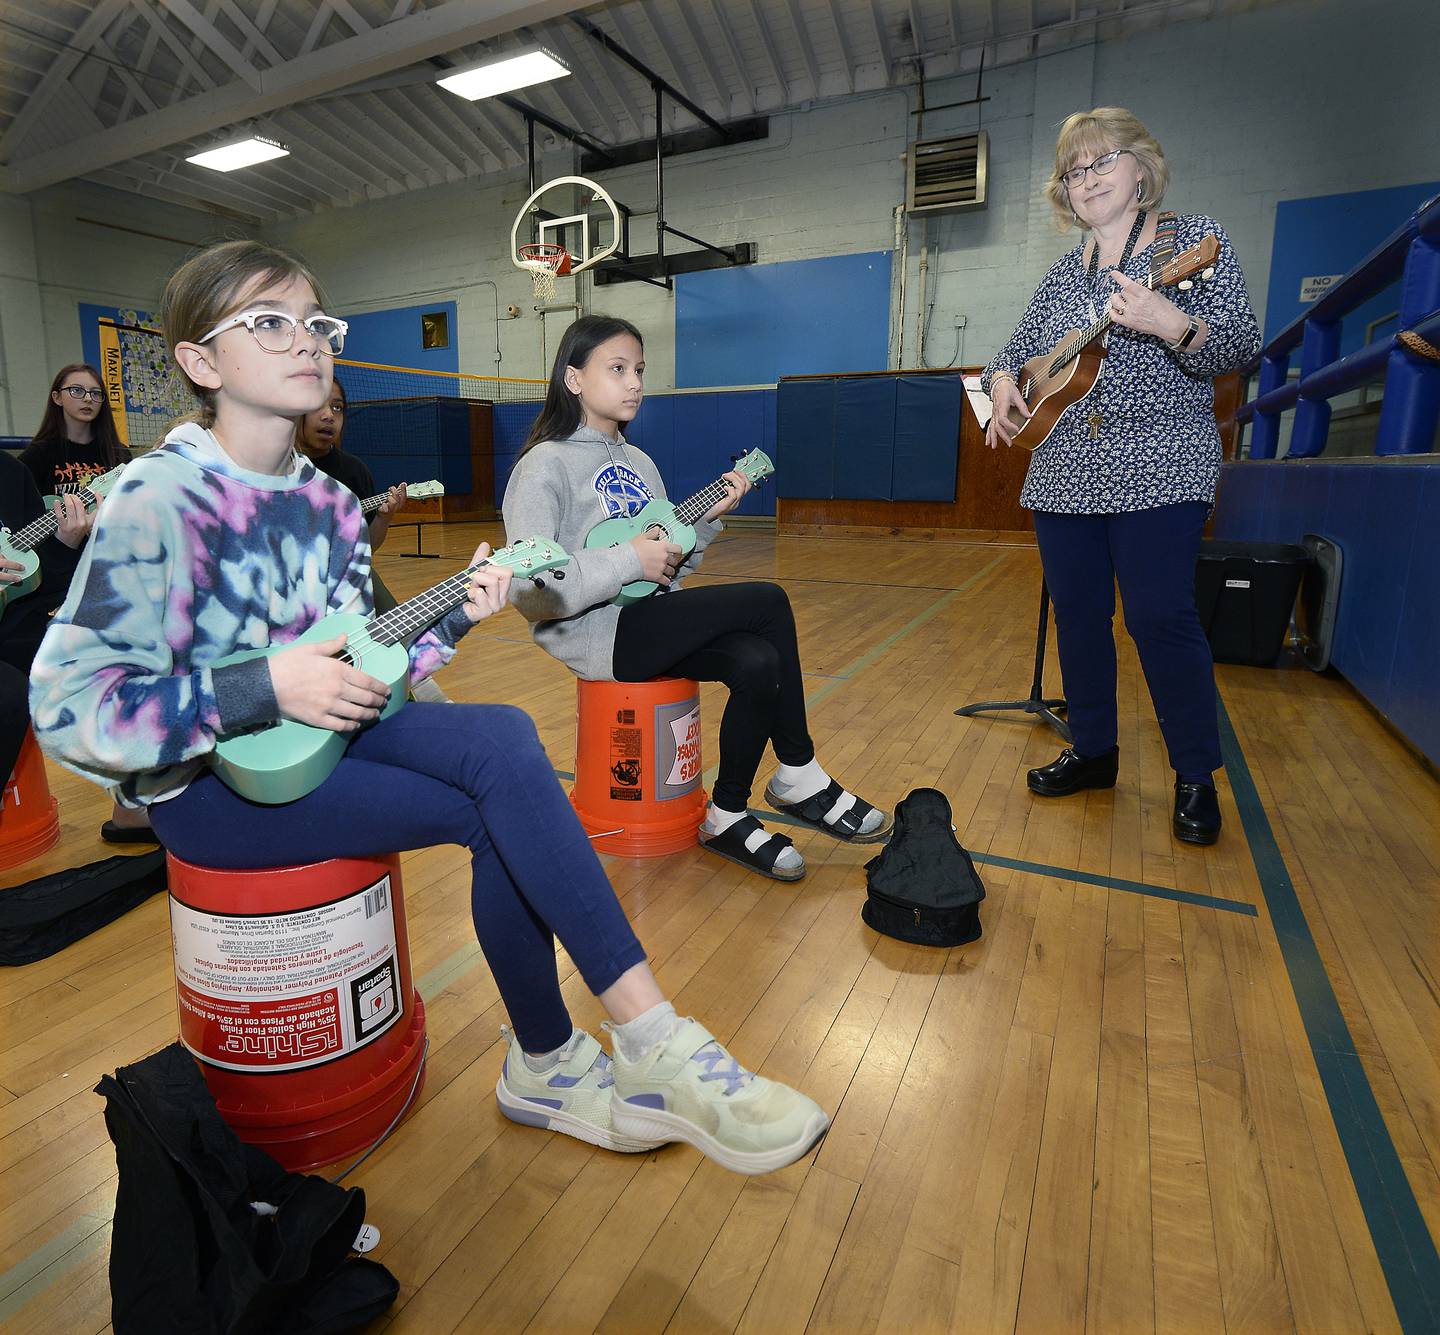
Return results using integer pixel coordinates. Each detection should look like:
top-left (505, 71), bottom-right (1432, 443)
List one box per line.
top-left (519, 244), bottom-right (567, 304)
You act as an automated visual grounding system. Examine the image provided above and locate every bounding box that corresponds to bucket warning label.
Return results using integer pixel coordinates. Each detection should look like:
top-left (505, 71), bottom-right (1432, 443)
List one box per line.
top-left (170, 875), bottom-right (402, 1073)
top-left (655, 697), bottom-right (702, 800)
top-left (609, 724), bottom-right (643, 800)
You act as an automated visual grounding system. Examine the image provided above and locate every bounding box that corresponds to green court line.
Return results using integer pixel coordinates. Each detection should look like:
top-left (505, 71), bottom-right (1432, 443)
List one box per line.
top-left (1218, 693), bottom-right (1440, 1334)
top-left (0, 1216), bottom-right (108, 1323)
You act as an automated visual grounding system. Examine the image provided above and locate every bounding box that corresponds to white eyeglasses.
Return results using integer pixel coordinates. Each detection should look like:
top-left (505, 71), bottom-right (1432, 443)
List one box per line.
top-left (197, 309), bottom-right (348, 356)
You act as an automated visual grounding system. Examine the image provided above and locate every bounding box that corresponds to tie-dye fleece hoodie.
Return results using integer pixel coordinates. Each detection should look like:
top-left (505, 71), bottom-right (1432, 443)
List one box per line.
top-left (28, 422), bottom-right (471, 808)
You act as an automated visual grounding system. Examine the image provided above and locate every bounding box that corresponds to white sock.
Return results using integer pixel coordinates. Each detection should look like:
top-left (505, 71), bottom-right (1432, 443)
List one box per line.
top-left (611, 1001), bottom-right (679, 1063)
top-left (702, 802), bottom-right (804, 872)
top-left (772, 759), bottom-right (860, 827)
top-left (522, 1026), bottom-right (581, 1073)
top-left (773, 757), bottom-right (827, 799)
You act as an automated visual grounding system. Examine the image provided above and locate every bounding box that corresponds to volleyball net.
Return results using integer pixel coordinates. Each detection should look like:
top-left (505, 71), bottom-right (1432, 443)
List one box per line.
top-left (101, 318), bottom-right (546, 453)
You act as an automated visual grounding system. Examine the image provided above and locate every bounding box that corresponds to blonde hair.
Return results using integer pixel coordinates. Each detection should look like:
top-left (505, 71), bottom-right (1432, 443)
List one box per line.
top-left (1044, 107), bottom-right (1169, 233)
top-left (161, 239), bottom-right (327, 427)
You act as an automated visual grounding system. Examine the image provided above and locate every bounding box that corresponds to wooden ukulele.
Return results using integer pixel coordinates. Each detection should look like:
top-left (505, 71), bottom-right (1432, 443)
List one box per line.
top-left (1000, 235), bottom-right (1221, 451)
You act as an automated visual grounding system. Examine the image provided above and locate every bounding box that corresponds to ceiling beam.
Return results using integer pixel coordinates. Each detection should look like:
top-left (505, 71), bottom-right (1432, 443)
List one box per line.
top-left (672, 1), bottom-right (744, 117)
top-left (743, 0), bottom-right (789, 104)
top-left (706, 0), bottom-right (759, 110)
top-left (2, 0), bottom-right (584, 195)
top-left (637, 0), bottom-right (708, 127)
top-left (780, 0), bottom-right (822, 99)
top-left (0, 0), bottom-right (129, 158)
top-left (826, 6), bottom-right (858, 94)
top-left (157, 0), bottom-right (263, 90)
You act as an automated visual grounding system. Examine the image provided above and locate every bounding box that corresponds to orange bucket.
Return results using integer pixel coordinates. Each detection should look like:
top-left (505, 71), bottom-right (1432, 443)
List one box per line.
top-left (571, 677), bottom-right (707, 857)
top-left (166, 851), bottom-right (427, 1172)
top-left (0, 728), bottom-right (61, 872)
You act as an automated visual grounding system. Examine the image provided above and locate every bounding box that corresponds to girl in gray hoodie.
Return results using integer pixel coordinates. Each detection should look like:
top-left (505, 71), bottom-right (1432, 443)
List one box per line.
top-left (504, 315), bottom-right (890, 883)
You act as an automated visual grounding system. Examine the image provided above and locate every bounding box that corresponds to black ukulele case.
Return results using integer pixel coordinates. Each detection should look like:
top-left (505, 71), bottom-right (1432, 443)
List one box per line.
top-left (862, 788), bottom-right (985, 947)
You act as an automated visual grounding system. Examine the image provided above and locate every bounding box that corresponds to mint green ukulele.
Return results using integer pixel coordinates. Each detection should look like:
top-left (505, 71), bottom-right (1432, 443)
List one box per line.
top-left (209, 535), bottom-right (569, 804)
top-left (357, 478), bottom-right (443, 515)
top-left (0, 463), bottom-right (127, 622)
top-left (584, 448), bottom-right (774, 606)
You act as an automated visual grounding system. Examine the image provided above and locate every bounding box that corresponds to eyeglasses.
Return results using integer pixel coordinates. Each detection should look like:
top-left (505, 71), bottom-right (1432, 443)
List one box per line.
top-left (1059, 149), bottom-right (1132, 189)
top-left (59, 386), bottom-right (106, 402)
top-left (197, 309), bottom-right (348, 356)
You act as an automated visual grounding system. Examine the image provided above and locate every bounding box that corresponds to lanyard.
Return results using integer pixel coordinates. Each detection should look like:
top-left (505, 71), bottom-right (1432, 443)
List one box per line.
top-left (1085, 209), bottom-right (1147, 324)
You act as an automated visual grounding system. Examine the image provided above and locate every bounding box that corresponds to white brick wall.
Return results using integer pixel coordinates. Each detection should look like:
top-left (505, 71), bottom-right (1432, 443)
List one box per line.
top-left (2, 0), bottom-right (1434, 426)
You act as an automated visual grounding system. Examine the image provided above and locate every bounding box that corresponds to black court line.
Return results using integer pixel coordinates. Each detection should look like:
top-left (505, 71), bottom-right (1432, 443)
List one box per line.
top-left (1218, 692), bottom-right (1440, 1334)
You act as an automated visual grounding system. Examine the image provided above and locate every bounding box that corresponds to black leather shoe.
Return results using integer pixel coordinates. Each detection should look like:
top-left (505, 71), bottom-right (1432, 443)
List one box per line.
top-left (1027, 746), bottom-right (1119, 797)
top-left (1173, 782), bottom-right (1221, 845)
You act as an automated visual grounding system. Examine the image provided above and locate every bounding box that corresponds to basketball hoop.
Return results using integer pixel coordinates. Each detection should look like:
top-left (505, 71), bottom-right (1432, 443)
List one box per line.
top-left (518, 242), bottom-right (570, 303)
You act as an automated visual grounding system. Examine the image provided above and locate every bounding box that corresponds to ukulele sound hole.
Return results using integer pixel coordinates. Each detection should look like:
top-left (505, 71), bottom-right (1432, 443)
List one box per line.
top-left (644, 523), bottom-right (670, 540)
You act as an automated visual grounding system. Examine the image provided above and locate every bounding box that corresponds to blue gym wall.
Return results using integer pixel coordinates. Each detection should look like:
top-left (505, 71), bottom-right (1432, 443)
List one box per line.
top-left (1212, 459), bottom-right (1440, 767)
top-left (674, 252), bottom-right (892, 388)
top-left (340, 301), bottom-right (459, 374)
top-left (1264, 181), bottom-right (1440, 356)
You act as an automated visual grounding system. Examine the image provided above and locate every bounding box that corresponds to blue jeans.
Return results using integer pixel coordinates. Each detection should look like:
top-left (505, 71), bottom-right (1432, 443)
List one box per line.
top-left (150, 703), bottom-right (647, 1052)
top-left (1032, 502), bottom-right (1221, 783)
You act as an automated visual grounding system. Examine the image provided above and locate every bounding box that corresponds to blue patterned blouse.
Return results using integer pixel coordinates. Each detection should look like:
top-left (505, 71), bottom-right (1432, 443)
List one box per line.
top-left (981, 213), bottom-right (1260, 515)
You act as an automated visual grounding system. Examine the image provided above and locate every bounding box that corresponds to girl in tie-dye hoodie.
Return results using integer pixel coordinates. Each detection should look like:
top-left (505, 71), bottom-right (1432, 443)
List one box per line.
top-left (28, 240), bottom-right (829, 1176)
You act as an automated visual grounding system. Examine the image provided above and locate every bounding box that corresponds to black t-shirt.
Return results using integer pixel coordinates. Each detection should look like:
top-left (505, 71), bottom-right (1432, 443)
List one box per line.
top-left (309, 447), bottom-right (376, 505)
top-left (16, 437), bottom-right (118, 604)
top-left (19, 436), bottom-right (117, 496)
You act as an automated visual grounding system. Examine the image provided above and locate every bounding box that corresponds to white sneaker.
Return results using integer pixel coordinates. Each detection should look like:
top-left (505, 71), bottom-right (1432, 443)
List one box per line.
top-left (495, 1028), bottom-right (664, 1153)
top-left (609, 1017), bottom-right (830, 1175)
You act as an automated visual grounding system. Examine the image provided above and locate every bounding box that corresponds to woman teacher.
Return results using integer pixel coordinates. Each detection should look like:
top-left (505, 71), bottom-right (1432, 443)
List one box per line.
top-left (983, 107), bottom-right (1260, 844)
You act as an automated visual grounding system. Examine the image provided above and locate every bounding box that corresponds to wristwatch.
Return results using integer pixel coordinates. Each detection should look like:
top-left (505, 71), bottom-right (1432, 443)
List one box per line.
top-left (1170, 315), bottom-right (1202, 351)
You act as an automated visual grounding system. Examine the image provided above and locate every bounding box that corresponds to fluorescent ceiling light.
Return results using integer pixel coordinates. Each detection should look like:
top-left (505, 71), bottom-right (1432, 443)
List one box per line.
top-left (186, 136), bottom-right (289, 172)
top-left (437, 48), bottom-right (570, 101)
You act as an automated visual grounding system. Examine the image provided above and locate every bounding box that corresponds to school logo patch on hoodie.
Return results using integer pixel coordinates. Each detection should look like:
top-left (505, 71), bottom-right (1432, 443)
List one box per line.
top-left (591, 461), bottom-right (653, 519)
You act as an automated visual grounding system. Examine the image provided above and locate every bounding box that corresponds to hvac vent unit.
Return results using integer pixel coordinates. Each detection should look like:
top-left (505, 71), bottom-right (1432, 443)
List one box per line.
top-left (906, 131), bottom-right (988, 215)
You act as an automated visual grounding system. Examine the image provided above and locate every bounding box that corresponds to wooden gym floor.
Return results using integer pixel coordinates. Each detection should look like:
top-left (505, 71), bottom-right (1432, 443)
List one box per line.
top-left (1, 523), bottom-right (1437, 1334)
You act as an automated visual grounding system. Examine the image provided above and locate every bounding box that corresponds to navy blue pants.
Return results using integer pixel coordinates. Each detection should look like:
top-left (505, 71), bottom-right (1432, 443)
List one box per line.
top-left (150, 703), bottom-right (647, 1053)
top-left (1032, 501), bottom-right (1221, 783)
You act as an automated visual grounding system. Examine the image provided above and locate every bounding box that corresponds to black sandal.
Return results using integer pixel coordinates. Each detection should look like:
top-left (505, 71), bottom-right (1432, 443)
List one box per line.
top-left (698, 814), bottom-right (806, 882)
top-left (763, 779), bottom-right (892, 844)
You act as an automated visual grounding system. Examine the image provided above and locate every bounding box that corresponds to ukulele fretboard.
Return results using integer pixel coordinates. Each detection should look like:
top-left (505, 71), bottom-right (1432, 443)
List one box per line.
top-left (5, 487), bottom-right (101, 553)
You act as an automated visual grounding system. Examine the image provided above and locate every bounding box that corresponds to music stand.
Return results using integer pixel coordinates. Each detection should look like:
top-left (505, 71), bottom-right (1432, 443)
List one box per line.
top-left (955, 581), bottom-right (1072, 742)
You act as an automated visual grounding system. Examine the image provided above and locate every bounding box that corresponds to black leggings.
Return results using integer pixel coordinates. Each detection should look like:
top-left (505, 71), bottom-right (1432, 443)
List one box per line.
top-left (1, 660), bottom-right (29, 784)
top-left (612, 582), bottom-right (815, 812)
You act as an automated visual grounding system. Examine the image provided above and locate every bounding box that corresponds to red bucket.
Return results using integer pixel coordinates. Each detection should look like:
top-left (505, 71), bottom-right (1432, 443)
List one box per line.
top-left (166, 851), bottom-right (426, 1172)
top-left (571, 677), bottom-right (707, 857)
top-left (0, 727), bottom-right (61, 872)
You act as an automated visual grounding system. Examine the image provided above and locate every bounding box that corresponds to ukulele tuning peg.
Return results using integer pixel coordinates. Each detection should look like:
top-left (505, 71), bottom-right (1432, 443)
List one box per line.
top-left (1201, 266), bottom-right (1215, 280)
top-left (1177, 279), bottom-right (1194, 291)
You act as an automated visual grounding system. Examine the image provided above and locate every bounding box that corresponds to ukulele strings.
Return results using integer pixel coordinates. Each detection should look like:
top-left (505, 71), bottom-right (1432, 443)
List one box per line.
top-left (1022, 264), bottom-right (1174, 401)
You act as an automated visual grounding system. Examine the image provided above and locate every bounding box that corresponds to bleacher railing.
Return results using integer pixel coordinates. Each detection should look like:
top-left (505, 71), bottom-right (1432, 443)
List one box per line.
top-left (1236, 192), bottom-right (1440, 458)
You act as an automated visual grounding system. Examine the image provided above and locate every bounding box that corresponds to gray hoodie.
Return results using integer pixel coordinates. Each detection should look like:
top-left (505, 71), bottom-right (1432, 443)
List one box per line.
top-left (501, 425), bottom-right (722, 680)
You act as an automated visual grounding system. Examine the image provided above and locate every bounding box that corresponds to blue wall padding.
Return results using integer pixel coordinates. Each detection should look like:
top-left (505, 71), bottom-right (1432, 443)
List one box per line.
top-left (835, 377), bottom-right (896, 500)
top-left (1212, 458), bottom-right (1440, 765)
top-left (894, 375), bottom-right (962, 501)
top-left (344, 399), bottom-right (472, 495)
top-left (675, 252), bottom-right (893, 387)
top-left (776, 380), bottom-right (837, 499)
top-left (493, 390), bottom-right (778, 517)
top-left (776, 372), bottom-right (962, 501)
